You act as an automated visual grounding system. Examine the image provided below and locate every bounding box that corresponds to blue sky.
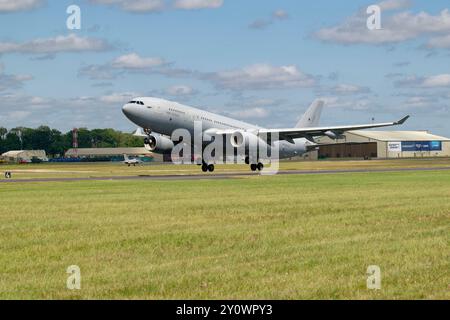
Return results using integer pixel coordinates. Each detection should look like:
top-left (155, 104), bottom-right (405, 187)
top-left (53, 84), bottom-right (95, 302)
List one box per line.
top-left (0, 0), bottom-right (449, 136)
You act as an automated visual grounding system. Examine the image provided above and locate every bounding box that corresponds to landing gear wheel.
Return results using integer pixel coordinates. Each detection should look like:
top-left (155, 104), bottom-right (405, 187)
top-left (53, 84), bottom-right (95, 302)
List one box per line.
top-left (250, 163), bottom-right (257, 171)
top-left (245, 156), bottom-right (250, 165)
top-left (257, 162), bottom-right (264, 171)
top-left (202, 164), bottom-right (208, 172)
top-left (207, 164), bottom-right (215, 172)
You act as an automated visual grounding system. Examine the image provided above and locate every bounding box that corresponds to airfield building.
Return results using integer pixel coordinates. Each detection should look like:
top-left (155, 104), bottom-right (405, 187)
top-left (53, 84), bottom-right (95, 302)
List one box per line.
top-left (1, 150), bottom-right (48, 163)
top-left (64, 147), bottom-right (163, 162)
top-left (312, 130), bottom-right (450, 159)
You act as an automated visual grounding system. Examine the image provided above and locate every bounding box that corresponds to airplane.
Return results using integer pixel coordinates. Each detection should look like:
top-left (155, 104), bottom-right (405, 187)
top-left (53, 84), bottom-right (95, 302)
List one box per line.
top-left (123, 154), bottom-right (143, 166)
top-left (122, 97), bottom-right (409, 172)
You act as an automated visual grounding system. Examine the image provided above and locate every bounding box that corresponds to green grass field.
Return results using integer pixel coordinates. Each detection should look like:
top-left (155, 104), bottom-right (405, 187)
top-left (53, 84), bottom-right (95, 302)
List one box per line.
top-left (0, 161), bottom-right (449, 299)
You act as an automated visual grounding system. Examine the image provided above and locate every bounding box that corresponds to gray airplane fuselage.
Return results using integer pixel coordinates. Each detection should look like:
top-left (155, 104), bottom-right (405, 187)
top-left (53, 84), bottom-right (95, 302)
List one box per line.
top-left (122, 97), bottom-right (309, 159)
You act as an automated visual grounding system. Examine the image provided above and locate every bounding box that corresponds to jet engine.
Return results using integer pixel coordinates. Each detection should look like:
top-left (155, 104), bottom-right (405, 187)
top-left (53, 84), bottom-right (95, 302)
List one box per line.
top-left (144, 134), bottom-right (174, 153)
top-left (324, 130), bottom-right (345, 140)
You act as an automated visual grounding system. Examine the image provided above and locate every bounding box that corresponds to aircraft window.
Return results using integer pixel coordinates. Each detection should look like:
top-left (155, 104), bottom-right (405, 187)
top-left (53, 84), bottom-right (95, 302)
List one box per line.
top-left (128, 101), bottom-right (136, 104)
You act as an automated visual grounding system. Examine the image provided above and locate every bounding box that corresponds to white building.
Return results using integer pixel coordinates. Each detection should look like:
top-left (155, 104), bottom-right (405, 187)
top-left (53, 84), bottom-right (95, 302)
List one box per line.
top-left (1, 150), bottom-right (48, 163)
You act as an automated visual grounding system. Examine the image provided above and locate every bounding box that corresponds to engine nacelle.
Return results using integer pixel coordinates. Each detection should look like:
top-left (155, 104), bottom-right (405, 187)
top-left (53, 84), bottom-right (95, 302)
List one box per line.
top-left (324, 130), bottom-right (345, 140)
top-left (144, 134), bottom-right (174, 153)
top-left (230, 131), bottom-right (259, 149)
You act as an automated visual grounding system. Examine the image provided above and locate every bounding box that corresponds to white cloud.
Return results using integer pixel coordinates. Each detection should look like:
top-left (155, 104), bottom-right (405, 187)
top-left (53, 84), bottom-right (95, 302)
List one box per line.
top-left (112, 53), bottom-right (166, 69)
top-left (248, 19), bottom-right (272, 30)
top-left (0, 0), bottom-right (43, 12)
top-left (165, 84), bottom-right (195, 96)
top-left (79, 52), bottom-right (192, 80)
top-left (173, 0), bottom-right (223, 10)
top-left (0, 34), bottom-right (111, 55)
top-left (378, 0), bottom-right (411, 11)
top-left (91, 0), bottom-right (224, 12)
top-left (231, 107), bottom-right (269, 119)
top-left (421, 74), bottom-right (450, 87)
top-left (0, 67), bottom-right (33, 91)
top-left (7, 110), bottom-right (31, 120)
top-left (426, 34), bottom-right (450, 48)
top-left (403, 96), bottom-right (437, 108)
top-left (314, 4), bottom-right (450, 46)
top-left (319, 96), bottom-right (372, 110)
top-left (99, 92), bottom-right (140, 103)
top-left (331, 84), bottom-right (371, 95)
top-left (0, 93), bottom-right (139, 130)
top-left (273, 9), bottom-right (289, 20)
top-left (249, 9), bottom-right (289, 30)
top-left (210, 64), bottom-right (316, 90)
top-left (396, 74), bottom-right (450, 88)
top-left (89, 0), bottom-right (164, 12)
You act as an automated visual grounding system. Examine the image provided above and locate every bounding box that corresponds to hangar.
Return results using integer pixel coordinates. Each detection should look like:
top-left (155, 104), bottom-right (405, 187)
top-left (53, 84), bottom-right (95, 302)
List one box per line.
top-left (314, 131), bottom-right (450, 159)
top-left (1, 150), bottom-right (48, 163)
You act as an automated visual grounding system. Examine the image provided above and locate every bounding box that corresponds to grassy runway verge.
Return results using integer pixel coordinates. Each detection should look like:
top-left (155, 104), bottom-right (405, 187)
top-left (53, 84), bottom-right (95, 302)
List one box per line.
top-left (0, 165), bottom-right (449, 299)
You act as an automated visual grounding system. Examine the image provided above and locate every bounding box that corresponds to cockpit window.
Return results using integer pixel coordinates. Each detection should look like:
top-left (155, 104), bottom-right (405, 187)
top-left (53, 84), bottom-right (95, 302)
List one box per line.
top-left (128, 100), bottom-right (144, 105)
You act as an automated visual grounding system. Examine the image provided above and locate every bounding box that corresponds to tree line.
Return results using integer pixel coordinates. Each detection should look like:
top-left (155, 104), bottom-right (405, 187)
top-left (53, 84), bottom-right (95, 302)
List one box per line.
top-left (0, 126), bottom-right (143, 157)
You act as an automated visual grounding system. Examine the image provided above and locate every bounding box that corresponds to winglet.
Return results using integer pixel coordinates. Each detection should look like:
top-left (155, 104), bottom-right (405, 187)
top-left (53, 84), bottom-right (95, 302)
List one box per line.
top-left (395, 115), bottom-right (410, 125)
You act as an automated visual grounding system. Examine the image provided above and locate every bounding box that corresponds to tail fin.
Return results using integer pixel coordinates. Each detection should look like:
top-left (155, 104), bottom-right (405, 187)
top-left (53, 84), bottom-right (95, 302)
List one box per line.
top-left (295, 99), bottom-right (324, 128)
top-left (123, 154), bottom-right (129, 161)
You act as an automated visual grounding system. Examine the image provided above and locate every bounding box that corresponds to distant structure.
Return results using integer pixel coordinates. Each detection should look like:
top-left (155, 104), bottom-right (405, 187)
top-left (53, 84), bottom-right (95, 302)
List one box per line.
top-left (309, 130), bottom-right (450, 160)
top-left (1, 150), bottom-right (48, 163)
top-left (64, 147), bottom-right (163, 162)
top-left (72, 128), bottom-right (78, 158)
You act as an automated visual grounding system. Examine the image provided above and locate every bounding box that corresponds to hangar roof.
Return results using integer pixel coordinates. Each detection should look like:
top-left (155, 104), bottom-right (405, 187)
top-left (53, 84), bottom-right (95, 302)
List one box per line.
top-left (2, 150), bottom-right (24, 157)
top-left (65, 147), bottom-right (152, 157)
top-left (349, 131), bottom-right (450, 142)
top-left (2, 150), bottom-right (47, 157)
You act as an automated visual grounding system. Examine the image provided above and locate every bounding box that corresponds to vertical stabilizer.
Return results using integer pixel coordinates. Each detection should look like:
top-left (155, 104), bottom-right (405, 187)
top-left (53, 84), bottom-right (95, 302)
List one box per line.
top-left (296, 100), bottom-right (324, 128)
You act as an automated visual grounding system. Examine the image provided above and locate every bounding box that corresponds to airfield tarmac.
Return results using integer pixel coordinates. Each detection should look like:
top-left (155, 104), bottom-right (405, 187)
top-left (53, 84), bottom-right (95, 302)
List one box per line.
top-left (2, 165), bottom-right (450, 183)
top-left (1, 158), bottom-right (450, 183)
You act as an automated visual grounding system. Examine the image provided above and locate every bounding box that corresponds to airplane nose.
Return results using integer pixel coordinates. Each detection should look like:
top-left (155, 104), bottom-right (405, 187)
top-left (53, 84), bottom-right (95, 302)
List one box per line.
top-left (122, 103), bottom-right (143, 126)
top-left (122, 103), bottom-right (137, 119)
top-left (122, 103), bottom-right (131, 115)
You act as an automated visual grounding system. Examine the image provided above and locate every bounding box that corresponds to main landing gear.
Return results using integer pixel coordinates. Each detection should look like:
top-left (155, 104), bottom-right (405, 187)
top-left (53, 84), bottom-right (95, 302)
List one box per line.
top-left (250, 162), bottom-right (264, 172)
top-left (199, 159), bottom-right (263, 173)
top-left (245, 156), bottom-right (263, 171)
top-left (201, 163), bottom-right (215, 172)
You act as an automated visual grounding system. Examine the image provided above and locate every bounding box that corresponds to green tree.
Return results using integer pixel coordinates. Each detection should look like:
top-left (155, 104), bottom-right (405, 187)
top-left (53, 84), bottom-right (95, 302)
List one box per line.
top-left (0, 127), bottom-right (7, 140)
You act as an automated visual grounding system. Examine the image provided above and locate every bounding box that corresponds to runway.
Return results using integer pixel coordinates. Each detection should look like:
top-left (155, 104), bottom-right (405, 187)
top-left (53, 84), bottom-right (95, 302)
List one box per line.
top-left (1, 166), bottom-right (450, 183)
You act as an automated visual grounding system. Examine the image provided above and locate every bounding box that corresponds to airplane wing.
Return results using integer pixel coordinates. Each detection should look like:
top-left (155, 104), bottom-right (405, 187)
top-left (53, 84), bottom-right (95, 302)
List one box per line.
top-left (258, 115), bottom-right (410, 142)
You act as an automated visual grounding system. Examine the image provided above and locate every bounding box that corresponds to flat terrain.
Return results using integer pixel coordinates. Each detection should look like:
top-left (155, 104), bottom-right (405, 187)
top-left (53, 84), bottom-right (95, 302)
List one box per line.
top-left (0, 159), bottom-right (449, 299)
top-left (1, 158), bottom-right (450, 180)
